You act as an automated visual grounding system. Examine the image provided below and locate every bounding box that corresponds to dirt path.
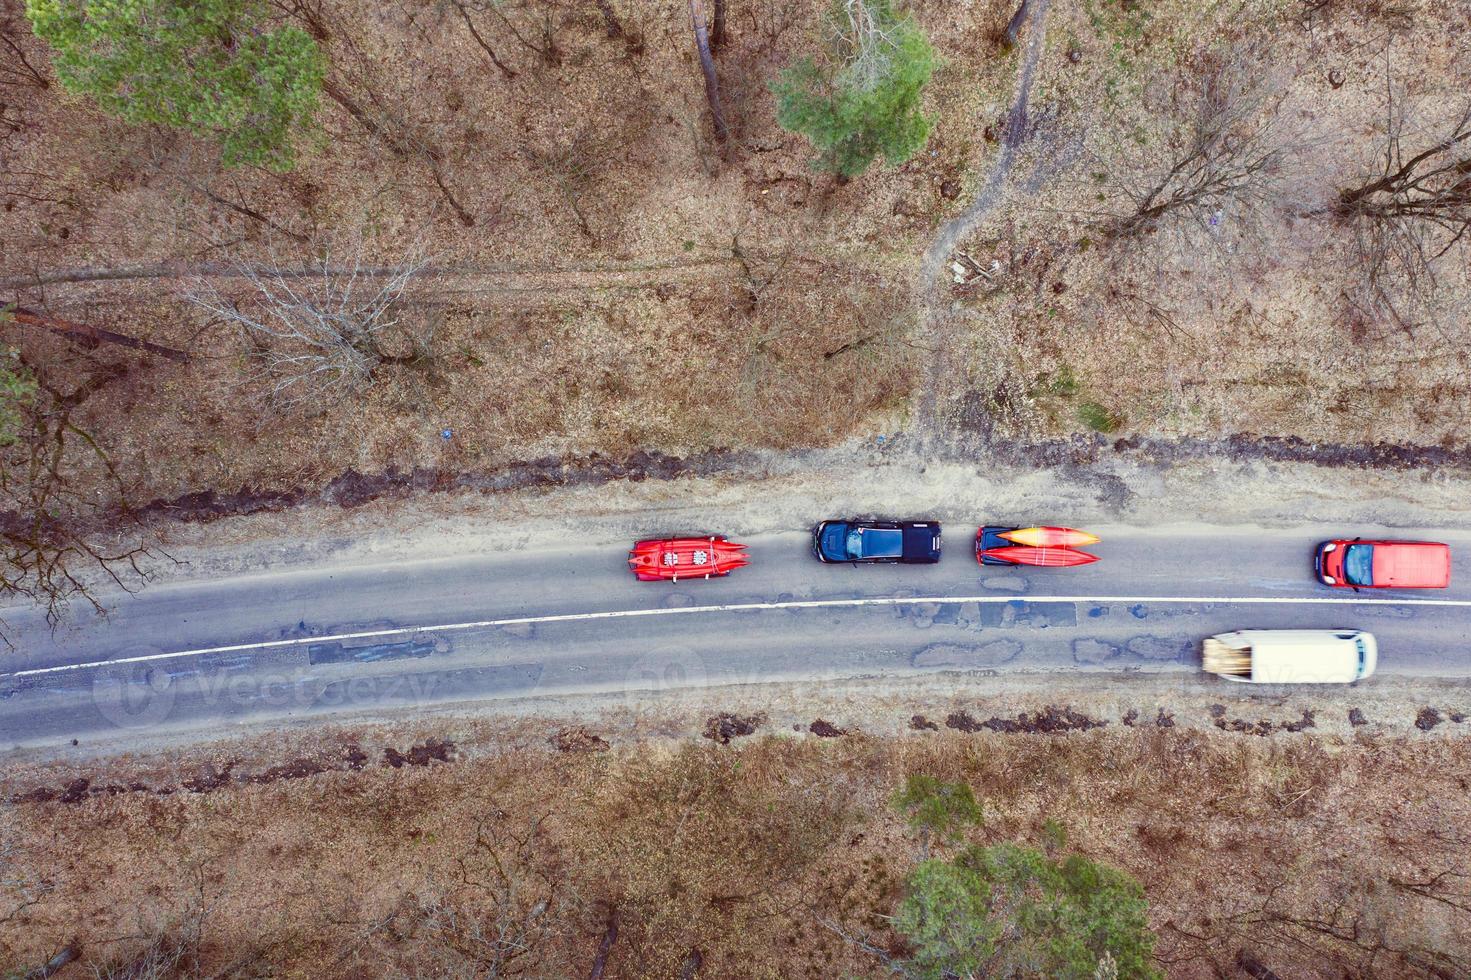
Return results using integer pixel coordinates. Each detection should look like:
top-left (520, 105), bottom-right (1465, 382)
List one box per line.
top-left (0, 256), bottom-right (745, 300)
top-left (0, 253), bottom-right (900, 301)
top-left (914, 0), bottom-right (1052, 437)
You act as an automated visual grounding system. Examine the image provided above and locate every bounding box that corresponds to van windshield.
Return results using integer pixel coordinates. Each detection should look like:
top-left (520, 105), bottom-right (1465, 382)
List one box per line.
top-left (1343, 544), bottom-right (1375, 587)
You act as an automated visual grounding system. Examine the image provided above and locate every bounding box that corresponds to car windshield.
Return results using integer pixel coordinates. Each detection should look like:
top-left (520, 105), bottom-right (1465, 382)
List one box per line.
top-left (1343, 544), bottom-right (1374, 587)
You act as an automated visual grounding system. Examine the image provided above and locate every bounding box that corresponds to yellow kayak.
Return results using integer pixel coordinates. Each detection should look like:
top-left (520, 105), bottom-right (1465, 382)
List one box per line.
top-left (998, 526), bottom-right (1101, 548)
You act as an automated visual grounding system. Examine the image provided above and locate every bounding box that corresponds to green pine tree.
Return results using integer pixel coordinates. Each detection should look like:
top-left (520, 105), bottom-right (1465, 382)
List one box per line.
top-left (894, 841), bottom-right (1162, 980)
top-left (25, 0), bottom-right (325, 171)
top-left (772, 0), bottom-right (936, 178)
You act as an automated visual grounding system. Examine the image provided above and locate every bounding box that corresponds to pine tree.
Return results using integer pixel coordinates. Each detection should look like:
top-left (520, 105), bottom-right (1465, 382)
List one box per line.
top-left (772, 0), bottom-right (935, 178)
top-left (26, 0), bottom-right (325, 171)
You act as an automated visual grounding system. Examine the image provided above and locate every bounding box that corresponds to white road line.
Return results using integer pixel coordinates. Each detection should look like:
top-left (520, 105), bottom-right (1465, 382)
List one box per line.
top-left (9, 592), bottom-right (1471, 680)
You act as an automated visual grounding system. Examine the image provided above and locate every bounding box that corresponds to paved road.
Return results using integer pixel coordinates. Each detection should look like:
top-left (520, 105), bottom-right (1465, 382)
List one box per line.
top-left (1, 523), bottom-right (1469, 747)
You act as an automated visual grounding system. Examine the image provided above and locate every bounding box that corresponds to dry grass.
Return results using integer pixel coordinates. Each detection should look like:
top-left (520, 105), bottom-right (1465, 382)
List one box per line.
top-left (0, 726), bottom-right (1468, 978)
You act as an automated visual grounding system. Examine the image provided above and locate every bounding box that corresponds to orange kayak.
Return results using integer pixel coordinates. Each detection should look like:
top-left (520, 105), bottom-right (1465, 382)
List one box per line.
top-left (998, 526), bottom-right (1100, 548)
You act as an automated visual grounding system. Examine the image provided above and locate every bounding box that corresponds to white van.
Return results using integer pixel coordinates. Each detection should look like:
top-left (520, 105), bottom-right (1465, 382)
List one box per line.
top-left (1202, 629), bottom-right (1377, 684)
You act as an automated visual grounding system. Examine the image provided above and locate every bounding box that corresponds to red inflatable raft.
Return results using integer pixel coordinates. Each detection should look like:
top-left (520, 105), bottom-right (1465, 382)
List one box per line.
top-left (628, 536), bottom-right (750, 581)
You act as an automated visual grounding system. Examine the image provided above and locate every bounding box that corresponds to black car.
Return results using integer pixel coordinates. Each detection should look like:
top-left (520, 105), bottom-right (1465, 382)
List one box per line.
top-left (812, 520), bottom-right (942, 564)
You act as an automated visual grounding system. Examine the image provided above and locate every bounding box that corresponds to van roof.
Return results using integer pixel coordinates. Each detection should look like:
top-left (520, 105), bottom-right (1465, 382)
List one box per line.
top-left (1215, 630), bottom-right (1374, 684)
top-left (1372, 542), bottom-right (1450, 588)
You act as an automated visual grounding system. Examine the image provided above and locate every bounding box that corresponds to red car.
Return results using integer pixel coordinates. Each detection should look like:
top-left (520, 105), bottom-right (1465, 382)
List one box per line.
top-left (1316, 539), bottom-right (1450, 589)
top-left (628, 536), bottom-right (749, 581)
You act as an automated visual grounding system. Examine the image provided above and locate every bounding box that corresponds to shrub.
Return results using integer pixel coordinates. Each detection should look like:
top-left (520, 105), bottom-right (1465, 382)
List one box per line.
top-left (1077, 400), bottom-right (1122, 433)
top-left (25, 0), bottom-right (324, 171)
top-left (772, 0), bottom-right (935, 178)
top-left (894, 842), bottom-right (1161, 980)
top-left (892, 774), bottom-right (983, 847)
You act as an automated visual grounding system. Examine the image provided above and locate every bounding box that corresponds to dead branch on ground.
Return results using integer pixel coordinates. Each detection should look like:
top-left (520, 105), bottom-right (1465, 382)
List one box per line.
top-left (19, 944), bottom-right (79, 980)
top-left (184, 237), bottom-right (432, 413)
top-left (1001, 0), bottom-right (1033, 49)
top-left (450, 0), bottom-right (518, 78)
top-left (4, 305), bottom-right (191, 363)
top-left (585, 907), bottom-right (618, 979)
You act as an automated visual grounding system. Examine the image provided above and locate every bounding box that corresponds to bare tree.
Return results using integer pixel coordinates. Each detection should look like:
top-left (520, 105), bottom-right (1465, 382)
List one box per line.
top-left (0, 805), bottom-right (49, 926)
top-left (0, 351), bottom-right (153, 635)
top-left (408, 813), bottom-right (573, 978)
top-left (319, 78), bottom-right (477, 227)
top-left (0, 13), bottom-right (49, 90)
top-left (184, 239), bottom-right (432, 413)
top-left (589, 0), bottom-right (643, 54)
top-left (1100, 52), bottom-right (1293, 243)
top-left (689, 0), bottom-right (729, 143)
top-left (85, 870), bottom-right (223, 980)
top-left (1335, 83), bottom-right (1471, 330)
top-left (270, 0), bottom-right (334, 42)
top-left (456, 0), bottom-right (561, 68)
top-left (524, 129), bottom-right (628, 242)
top-left (710, 0), bottom-right (726, 49)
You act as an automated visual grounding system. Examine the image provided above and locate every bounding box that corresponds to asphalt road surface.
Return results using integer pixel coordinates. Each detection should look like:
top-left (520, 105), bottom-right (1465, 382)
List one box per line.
top-left (2, 523), bottom-right (1470, 747)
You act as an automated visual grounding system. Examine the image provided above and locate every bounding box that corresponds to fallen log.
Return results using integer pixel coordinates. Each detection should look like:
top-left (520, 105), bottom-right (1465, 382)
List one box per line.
top-left (4, 305), bottom-right (191, 363)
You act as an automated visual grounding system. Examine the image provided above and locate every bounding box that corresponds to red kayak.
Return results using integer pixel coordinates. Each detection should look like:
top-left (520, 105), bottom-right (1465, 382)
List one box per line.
top-left (978, 546), bottom-right (1099, 568)
top-left (629, 536), bottom-right (750, 581)
top-left (998, 526), bottom-right (1100, 548)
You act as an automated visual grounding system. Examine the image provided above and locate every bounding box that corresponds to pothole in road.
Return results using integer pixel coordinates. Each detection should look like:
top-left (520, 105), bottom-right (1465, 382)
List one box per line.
top-left (913, 640), bottom-right (1023, 669)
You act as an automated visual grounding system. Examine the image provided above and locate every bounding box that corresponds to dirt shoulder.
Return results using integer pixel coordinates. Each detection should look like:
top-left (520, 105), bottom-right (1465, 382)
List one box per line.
top-left (1, 672), bottom-right (1468, 979)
